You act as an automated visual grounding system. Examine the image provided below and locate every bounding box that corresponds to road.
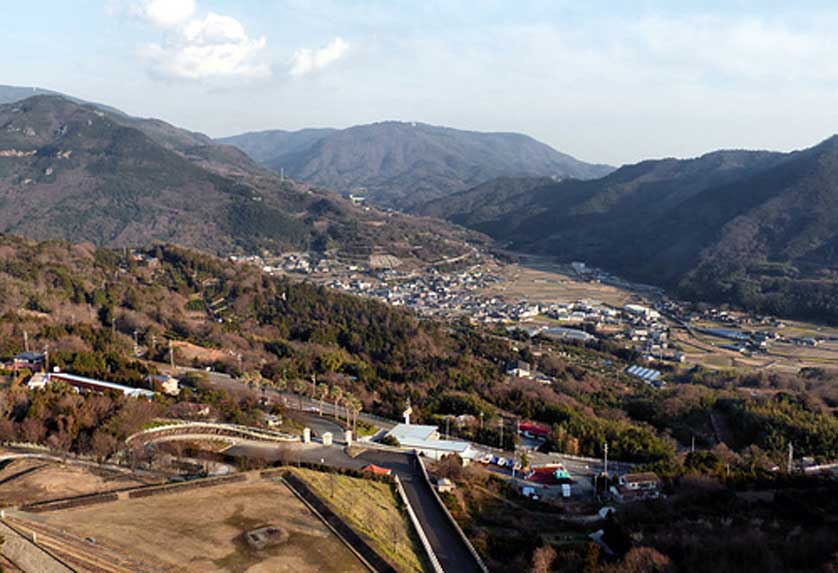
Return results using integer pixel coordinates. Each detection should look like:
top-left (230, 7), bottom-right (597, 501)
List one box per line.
top-left (225, 442), bottom-right (483, 573)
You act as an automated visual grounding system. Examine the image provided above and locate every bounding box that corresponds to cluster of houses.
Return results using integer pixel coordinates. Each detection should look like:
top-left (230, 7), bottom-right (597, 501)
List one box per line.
top-left (325, 268), bottom-right (542, 322)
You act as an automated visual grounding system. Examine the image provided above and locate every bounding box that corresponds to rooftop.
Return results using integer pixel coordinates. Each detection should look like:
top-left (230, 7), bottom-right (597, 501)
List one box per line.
top-left (386, 424), bottom-right (439, 443)
top-left (15, 351), bottom-right (45, 361)
top-left (622, 472), bottom-right (659, 483)
top-left (47, 372), bottom-right (155, 399)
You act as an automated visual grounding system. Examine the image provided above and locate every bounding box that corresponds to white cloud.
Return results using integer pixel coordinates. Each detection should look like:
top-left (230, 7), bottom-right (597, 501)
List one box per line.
top-left (289, 37), bottom-right (350, 77)
top-left (129, 3), bottom-right (270, 82)
top-left (142, 0), bottom-right (195, 27)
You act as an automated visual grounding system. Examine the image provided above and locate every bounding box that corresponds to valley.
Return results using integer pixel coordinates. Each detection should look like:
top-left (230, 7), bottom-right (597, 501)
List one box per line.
top-left (0, 85), bottom-right (837, 573)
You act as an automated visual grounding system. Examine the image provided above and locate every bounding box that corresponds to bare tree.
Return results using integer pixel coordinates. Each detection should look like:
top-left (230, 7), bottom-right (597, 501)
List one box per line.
top-left (530, 545), bottom-right (557, 573)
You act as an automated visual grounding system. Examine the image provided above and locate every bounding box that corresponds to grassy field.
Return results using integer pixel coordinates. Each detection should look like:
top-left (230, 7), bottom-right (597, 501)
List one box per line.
top-left (289, 468), bottom-right (426, 573)
top-left (38, 477), bottom-right (367, 573)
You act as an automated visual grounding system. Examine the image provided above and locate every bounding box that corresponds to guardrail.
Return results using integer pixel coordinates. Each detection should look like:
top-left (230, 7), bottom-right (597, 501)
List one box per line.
top-left (393, 474), bottom-right (444, 573)
top-left (415, 454), bottom-right (489, 573)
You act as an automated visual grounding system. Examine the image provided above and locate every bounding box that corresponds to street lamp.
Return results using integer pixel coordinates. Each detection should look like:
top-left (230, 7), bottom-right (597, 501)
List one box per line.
top-left (603, 441), bottom-right (609, 477)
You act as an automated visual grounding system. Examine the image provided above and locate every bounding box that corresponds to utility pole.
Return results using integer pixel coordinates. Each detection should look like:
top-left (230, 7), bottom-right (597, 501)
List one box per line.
top-left (499, 419), bottom-right (504, 450)
top-left (787, 442), bottom-right (794, 474)
top-left (603, 441), bottom-right (609, 477)
top-left (169, 340), bottom-right (175, 368)
top-left (511, 448), bottom-right (517, 480)
top-left (23, 330), bottom-right (29, 353)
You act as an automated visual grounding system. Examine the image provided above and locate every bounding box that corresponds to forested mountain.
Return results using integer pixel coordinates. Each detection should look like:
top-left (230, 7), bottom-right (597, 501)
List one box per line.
top-left (0, 95), bottom-right (473, 259)
top-left (216, 128), bottom-right (337, 163)
top-left (220, 121), bottom-right (613, 209)
top-left (421, 138), bottom-right (838, 322)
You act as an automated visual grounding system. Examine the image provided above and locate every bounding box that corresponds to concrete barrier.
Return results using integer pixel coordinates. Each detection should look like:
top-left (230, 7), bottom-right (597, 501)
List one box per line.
top-left (415, 454), bottom-right (489, 573)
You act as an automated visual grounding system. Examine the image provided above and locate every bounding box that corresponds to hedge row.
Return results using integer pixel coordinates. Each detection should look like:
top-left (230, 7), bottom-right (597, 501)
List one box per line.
top-left (261, 462), bottom-right (394, 484)
top-left (22, 492), bottom-right (119, 513)
top-left (128, 474), bottom-right (247, 499)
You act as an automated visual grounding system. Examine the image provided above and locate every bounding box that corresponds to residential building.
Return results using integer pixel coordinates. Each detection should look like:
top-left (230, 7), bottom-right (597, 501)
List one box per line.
top-left (146, 374), bottom-right (181, 396)
top-left (383, 423), bottom-right (477, 462)
top-left (506, 360), bottom-right (532, 379)
top-left (611, 472), bottom-right (661, 502)
top-left (12, 351), bottom-right (45, 371)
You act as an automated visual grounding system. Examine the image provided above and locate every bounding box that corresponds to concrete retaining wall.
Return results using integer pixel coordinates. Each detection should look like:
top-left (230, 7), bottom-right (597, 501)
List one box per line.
top-left (280, 472), bottom-right (396, 573)
top-left (415, 454), bottom-right (489, 573)
top-left (393, 474), bottom-right (444, 573)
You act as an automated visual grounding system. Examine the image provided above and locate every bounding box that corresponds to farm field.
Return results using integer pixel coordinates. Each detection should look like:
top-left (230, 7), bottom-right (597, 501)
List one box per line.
top-left (37, 477), bottom-right (369, 573)
top-left (672, 329), bottom-right (838, 373)
top-left (483, 260), bottom-right (634, 307)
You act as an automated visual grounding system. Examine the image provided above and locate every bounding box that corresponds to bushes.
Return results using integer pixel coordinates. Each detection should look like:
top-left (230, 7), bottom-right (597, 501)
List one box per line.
top-left (380, 435), bottom-right (401, 448)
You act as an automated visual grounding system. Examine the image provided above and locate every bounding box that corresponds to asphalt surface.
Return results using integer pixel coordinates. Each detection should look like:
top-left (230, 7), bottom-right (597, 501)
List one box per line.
top-left (358, 449), bottom-right (484, 573)
top-left (289, 412), bottom-right (347, 441)
top-left (224, 442), bottom-right (483, 573)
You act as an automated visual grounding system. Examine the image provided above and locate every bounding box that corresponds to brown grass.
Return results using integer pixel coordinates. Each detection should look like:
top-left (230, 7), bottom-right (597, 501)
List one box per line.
top-left (37, 477), bottom-right (368, 573)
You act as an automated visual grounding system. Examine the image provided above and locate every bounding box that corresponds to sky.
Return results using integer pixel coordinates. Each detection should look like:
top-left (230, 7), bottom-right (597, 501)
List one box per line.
top-left (4, 0), bottom-right (838, 165)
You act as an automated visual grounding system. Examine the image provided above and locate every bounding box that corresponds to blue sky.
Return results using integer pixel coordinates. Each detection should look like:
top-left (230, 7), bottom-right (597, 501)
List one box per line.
top-left (4, 1), bottom-right (838, 164)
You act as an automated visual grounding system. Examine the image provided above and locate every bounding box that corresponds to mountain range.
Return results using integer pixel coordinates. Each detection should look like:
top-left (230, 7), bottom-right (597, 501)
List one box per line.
top-left (0, 92), bottom-right (473, 260)
top-left (4, 85), bottom-right (838, 322)
top-left (420, 139), bottom-right (838, 321)
top-left (218, 122), bottom-right (613, 209)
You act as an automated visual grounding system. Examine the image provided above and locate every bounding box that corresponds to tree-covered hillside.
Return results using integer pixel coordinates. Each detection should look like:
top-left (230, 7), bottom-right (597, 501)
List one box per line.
top-left (0, 95), bottom-right (475, 260)
top-left (222, 121), bottom-right (613, 209)
top-left (3, 234), bottom-right (838, 465)
top-left (421, 138), bottom-right (838, 322)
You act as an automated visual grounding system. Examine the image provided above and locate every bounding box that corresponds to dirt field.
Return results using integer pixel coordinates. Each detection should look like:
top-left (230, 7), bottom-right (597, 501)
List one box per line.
top-left (0, 459), bottom-right (151, 506)
top-left (38, 478), bottom-right (368, 573)
top-left (172, 340), bottom-right (230, 363)
top-left (484, 262), bottom-right (634, 307)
